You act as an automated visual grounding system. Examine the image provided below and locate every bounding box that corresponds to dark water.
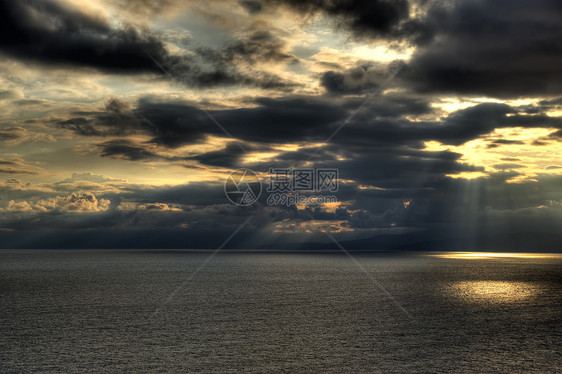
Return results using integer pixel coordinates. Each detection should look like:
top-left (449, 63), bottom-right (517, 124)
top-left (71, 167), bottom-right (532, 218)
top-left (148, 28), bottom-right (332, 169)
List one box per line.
top-left (1, 250), bottom-right (561, 373)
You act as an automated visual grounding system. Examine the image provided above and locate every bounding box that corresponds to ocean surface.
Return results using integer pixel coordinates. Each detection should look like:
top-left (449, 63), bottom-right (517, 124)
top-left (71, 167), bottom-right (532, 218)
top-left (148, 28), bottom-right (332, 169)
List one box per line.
top-left (1, 250), bottom-right (560, 373)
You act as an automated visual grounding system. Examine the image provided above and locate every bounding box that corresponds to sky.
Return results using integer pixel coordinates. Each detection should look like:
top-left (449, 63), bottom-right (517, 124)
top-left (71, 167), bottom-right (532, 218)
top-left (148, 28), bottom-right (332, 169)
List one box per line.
top-left (0, 0), bottom-right (561, 250)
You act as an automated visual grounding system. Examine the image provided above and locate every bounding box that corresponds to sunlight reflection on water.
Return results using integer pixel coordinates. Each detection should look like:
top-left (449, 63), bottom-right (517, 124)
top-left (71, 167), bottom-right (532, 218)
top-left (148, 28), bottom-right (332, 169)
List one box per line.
top-left (426, 252), bottom-right (562, 259)
top-left (448, 281), bottom-right (540, 303)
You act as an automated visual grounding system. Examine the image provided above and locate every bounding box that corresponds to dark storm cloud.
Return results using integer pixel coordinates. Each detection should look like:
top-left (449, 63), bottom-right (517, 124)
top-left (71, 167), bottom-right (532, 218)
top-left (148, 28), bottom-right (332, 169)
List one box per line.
top-left (58, 99), bottom-right (143, 136)
top-left (405, 0), bottom-right (562, 97)
top-left (197, 30), bottom-right (299, 65)
top-left (334, 171), bottom-right (562, 233)
top-left (115, 181), bottom-right (233, 208)
top-left (327, 148), bottom-right (483, 189)
top-left (184, 31), bottom-right (299, 90)
top-left (59, 97), bottom-right (209, 145)
top-left (2, 172), bottom-right (561, 249)
top-left (0, 0), bottom-right (171, 73)
top-left (240, 0), bottom-right (263, 14)
top-left (213, 97), bottom-right (348, 143)
top-left (303, 0), bottom-right (561, 97)
top-left (60, 97), bottom-right (562, 159)
top-left (228, 31), bottom-right (297, 64)
top-left (190, 142), bottom-right (263, 168)
top-left (273, 146), bottom-right (336, 163)
top-left (98, 138), bottom-right (255, 168)
top-left (331, 103), bottom-right (562, 150)
top-left (0, 179), bottom-right (283, 249)
top-left (128, 94), bottom-right (345, 149)
top-left (98, 140), bottom-right (163, 161)
top-left (516, 97), bottom-right (562, 115)
top-left (321, 64), bottom-right (380, 94)
top-left (166, 56), bottom-right (296, 90)
top-left (271, 0), bottom-right (413, 38)
top-left (53, 94), bottom-right (562, 247)
top-left (320, 61), bottom-right (411, 96)
top-left (58, 96), bottom-right (349, 147)
top-left (0, 0), bottom-right (296, 90)
top-left (135, 98), bottom-right (219, 147)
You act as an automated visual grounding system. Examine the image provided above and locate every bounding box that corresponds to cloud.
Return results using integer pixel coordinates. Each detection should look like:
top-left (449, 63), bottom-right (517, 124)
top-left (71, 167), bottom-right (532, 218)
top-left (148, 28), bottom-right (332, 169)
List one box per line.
top-left (405, 0), bottom-right (562, 97)
top-left (137, 202), bottom-right (183, 211)
top-left (56, 97), bottom-right (562, 181)
top-left (58, 95), bottom-right (349, 147)
top-left (0, 90), bottom-right (23, 101)
top-left (272, 0), bottom-right (562, 97)
top-left (6, 192), bottom-right (110, 213)
top-left (321, 64), bottom-right (381, 94)
top-left (327, 103), bottom-right (562, 152)
top-left (58, 99), bottom-right (142, 136)
top-left (0, 155), bottom-right (43, 175)
top-left (0, 0), bottom-right (296, 90)
top-left (240, 0), bottom-right (263, 14)
top-left (169, 31), bottom-right (299, 90)
top-left (272, 0), bottom-right (412, 38)
top-left (49, 173), bottom-right (130, 194)
top-left (97, 140), bottom-right (164, 161)
top-left (189, 141), bottom-right (249, 168)
top-left (1, 172), bottom-right (562, 249)
top-left (1, 0), bottom-right (561, 250)
top-left (111, 0), bottom-right (177, 19)
top-left (199, 30), bottom-right (299, 65)
top-left (0, 0), bottom-right (169, 74)
top-left (41, 192), bottom-right (110, 213)
top-left (59, 172), bottom-right (126, 184)
top-left (6, 200), bottom-right (34, 212)
top-left (0, 126), bottom-right (56, 146)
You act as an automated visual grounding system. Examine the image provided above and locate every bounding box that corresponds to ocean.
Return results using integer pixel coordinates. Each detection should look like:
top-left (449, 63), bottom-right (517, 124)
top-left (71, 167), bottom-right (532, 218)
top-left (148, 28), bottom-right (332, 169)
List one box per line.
top-left (1, 250), bottom-right (560, 373)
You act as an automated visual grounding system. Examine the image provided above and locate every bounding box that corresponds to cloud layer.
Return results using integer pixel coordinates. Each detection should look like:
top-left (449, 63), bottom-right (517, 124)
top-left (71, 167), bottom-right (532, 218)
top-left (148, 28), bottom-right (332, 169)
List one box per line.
top-left (0, 0), bottom-right (561, 249)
